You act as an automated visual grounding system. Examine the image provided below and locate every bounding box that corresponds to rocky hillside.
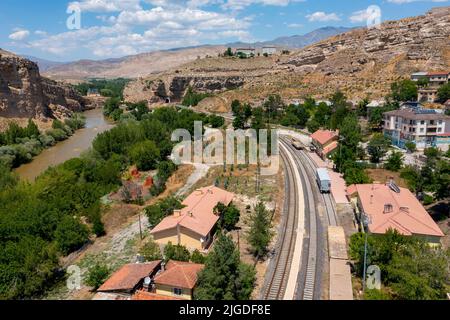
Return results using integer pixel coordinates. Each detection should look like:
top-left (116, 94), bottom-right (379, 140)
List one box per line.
top-left (0, 49), bottom-right (86, 120)
top-left (124, 7), bottom-right (450, 112)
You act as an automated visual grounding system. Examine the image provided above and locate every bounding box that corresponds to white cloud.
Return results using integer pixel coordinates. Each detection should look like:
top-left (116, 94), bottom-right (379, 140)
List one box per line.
top-left (8, 29), bottom-right (30, 41)
top-left (287, 23), bottom-right (303, 28)
top-left (306, 11), bottom-right (341, 22)
top-left (68, 0), bottom-right (142, 12)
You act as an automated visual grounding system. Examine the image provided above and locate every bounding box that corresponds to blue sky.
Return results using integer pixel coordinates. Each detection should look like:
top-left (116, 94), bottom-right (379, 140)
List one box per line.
top-left (0, 0), bottom-right (448, 61)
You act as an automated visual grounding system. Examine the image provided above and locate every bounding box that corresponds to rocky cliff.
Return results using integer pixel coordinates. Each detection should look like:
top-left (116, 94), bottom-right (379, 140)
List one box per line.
top-left (0, 49), bottom-right (86, 120)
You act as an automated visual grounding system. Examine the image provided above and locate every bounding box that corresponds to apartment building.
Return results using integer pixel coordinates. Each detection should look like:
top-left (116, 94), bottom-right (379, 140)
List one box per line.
top-left (383, 108), bottom-right (450, 151)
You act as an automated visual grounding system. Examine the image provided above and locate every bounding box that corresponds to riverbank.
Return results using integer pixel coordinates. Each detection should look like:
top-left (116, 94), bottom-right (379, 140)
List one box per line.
top-left (15, 108), bottom-right (114, 182)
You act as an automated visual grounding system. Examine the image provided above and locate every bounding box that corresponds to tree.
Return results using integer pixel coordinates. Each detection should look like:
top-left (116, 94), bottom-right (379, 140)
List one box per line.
top-left (437, 83), bottom-right (450, 103)
top-left (139, 239), bottom-right (163, 262)
top-left (391, 80), bottom-right (418, 102)
top-left (129, 140), bottom-right (160, 171)
top-left (423, 147), bottom-right (441, 159)
top-left (164, 242), bottom-right (190, 262)
top-left (404, 141), bottom-right (416, 153)
top-left (194, 234), bottom-right (255, 300)
top-left (54, 216), bottom-right (89, 255)
top-left (344, 167), bottom-right (371, 185)
top-left (190, 249), bottom-right (206, 264)
top-left (224, 47), bottom-right (233, 57)
top-left (247, 202), bottom-right (273, 258)
top-left (367, 133), bottom-right (391, 163)
top-left (385, 152), bottom-right (404, 172)
top-left (85, 263), bottom-right (110, 290)
top-left (263, 95), bottom-right (284, 121)
top-left (400, 165), bottom-right (424, 194)
top-left (214, 203), bottom-right (240, 231)
top-left (208, 115), bottom-right (225, 128)
top-left (145, 196), bottom-right (183, 226)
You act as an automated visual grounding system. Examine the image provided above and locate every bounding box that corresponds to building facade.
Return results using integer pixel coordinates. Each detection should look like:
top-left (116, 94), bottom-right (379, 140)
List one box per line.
top-left (383, 108), bottom-right (450, 151)
top-left (262, 47), bottom-right (277, 55)
top-left (235, 48), bottom-right (255, 57)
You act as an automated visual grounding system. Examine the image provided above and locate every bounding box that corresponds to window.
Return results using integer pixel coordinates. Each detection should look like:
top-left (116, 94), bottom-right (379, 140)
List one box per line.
top-left (420, 128), bottom-right (424, 133)
top-left (173, 288), bottom-right (183, 296)
top-left (421, 120), bottom-right (425, 125)
top-left (430, 120), bottom-right (435, 125)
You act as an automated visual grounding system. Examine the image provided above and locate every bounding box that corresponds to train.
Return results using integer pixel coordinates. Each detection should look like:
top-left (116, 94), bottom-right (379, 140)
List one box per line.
top-left (316, 168), bottom-right (331, 193)
top-left (291, 138), bottom-right (305, 150)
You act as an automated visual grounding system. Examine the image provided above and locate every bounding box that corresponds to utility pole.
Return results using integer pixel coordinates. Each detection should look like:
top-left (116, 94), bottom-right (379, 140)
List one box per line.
top-left (138, 211), bottom-right (143, 241)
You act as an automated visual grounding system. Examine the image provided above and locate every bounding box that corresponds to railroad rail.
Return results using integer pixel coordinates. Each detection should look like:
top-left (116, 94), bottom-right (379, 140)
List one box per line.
top-left (262, 146), bottom-right (299, 300)
top-left (280, 137), bottom-right (319, 300)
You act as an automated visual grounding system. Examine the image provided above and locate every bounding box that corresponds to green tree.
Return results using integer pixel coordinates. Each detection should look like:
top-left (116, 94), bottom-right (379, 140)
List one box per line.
top-left (129, 140), bottom-right (160, 171)
top-left (367, 133), bottom-right (391, 163)
top-left (145, 196), bottom-right (183, 226)
top-left (54, 216), bottom-right (89, 255)
top-left (214, 203), bottom-right (240, 231)
top-left (437, 83), bottom-right (450, 103)
top-left (190, 249), bottom-right (206, 264)
top-left (391, 80), bottom-right (418, 102)
top-left (344, 167), bottom-right (371, 185)
top-left (247, 202), bottom-right (273, 258)
top-left (224, 47), bottom-right (233, 57)
top-left (385, 152), bottom-right (404, 172)
top-left (263, 94), bottom-right (284, 122)
top-left (85, 263), bottom-right (110, 290)
top-left (139, 239), bottom-right (163, 262)
top-left (405, 141), bottom-right (416, 153)
top-left (164, 242), bottom-right (191, 262)
top-left (194, 234), bottom-right (256, 300)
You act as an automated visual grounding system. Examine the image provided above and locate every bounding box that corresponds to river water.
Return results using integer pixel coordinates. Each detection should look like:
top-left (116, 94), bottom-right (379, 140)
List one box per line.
top-left (15, 108), bottom-right (114, 182)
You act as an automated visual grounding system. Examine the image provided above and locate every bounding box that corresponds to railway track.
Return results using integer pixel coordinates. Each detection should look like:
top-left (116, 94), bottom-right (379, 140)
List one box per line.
top-left (262, 146), bottom-right (299, 300)
top-left (280, 137), bottom-right (319, 300)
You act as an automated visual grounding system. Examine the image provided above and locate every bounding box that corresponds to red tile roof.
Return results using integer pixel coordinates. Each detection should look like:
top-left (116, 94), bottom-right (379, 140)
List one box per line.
top-left (150, 186), bottom-right (234, 237)
top-left (323, 140), bottom-right (339, 155)
top-left (97, 261), bottom-right (162, 292)
top-left (132, 291), bottom-right (185, 300)
top-left (427, 71), bottom-right (449, 76)
top-left (311, 130), bottom-right (339, 146)
top-left (347, 184), bottom-right (443, 237)
top-left (154, 261), bottom-right (204, 289)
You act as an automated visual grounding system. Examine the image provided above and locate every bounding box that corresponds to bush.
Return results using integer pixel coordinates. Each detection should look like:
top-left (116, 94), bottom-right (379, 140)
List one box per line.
top-left (190, 250), bottom-right (206, 264)
top-left (54, 216), bottom-right (90, 255)
top-left (385, 152), bottom-right (404, 172)
top-left (164, 242), bottom-right (191, 262)
top-left (85, 263), bottom-right (110, 290)
top-left (139, 239), bottom-right (163, 262)
top-left (129, 140), bottom-right (160, 171)
top-left (46, 128), bottom-right (68, 141)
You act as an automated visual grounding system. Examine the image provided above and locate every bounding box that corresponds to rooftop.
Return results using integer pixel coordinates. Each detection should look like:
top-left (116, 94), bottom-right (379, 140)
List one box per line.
top-left (347, 184), bottom-right (443, 237)
top-left (151, 186), bottom-right (234, 237)
top-left (132, 291), bottom-right (185, 301)
top-left (311, 129), bottom-right (339, 146)
top-left (384, 108), bottom-right (450, 121)
top-left (98, 261), bottom-right (162, 292)
top-left (154, 260), bottom-right (204, 289)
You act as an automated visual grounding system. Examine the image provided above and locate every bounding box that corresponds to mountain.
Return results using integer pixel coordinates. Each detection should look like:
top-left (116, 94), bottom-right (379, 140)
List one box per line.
top-left (123, 7), bottom-right (450, 112)
top-left (228, 26), bottom-right (356, 49)
top-left (42, 46), bottom-right (226, 82)
top-left (21, 55), bottom-right (65, 72)
top-left (41, 26), bottom-right (355, 81)
top-left (0, 49), bottom-right (87, 121)
top-left (261, 27), bottom-right (356, 48)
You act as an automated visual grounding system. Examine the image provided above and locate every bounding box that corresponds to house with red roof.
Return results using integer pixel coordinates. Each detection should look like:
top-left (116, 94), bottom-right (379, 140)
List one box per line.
top-left (310, 129), bottom-right (339, 159)
top-left (150, 186), bottom-right (235, 251)
top-left (132, 260), bottom-right (204, 300)
top-left (93, 261), bottom-right (162, 300)
top-left (347, 183), bottom-right (444, 245)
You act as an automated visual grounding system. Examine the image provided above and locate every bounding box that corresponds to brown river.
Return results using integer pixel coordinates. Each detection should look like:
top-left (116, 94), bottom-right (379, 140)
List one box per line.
top-left (15, 108), bottom-right (114, 182)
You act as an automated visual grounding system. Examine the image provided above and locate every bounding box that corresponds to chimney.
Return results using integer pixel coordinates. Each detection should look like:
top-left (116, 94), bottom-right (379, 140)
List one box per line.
top-left (174, 209), bottom-right (181, 217)
top-left (384, 203), bottom-right (393, 214)
top-left (143, 276), bottom-right (152, 292)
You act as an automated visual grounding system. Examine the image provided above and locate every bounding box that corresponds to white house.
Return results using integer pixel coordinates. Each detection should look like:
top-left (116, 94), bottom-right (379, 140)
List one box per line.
top-left (262, 47), bottom-right (277, 55)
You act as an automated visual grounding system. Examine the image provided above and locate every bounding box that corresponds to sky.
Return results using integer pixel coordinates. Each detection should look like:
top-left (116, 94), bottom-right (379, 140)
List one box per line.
top-left (0, 0), bottom-right (448, 61)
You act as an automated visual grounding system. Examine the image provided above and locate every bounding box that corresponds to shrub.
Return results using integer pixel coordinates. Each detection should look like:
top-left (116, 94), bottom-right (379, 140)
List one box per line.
top-left (129, 140), bottom-right (160, 171)
top-left (164, 242), bottom-right (190, 262)
top-left (54, 216), bottom-right (90, 255)
top-left (85, 263), bottom-right (110, 290)
top-left (190, 250), bottom-right (206, 264)
top-left (139, 239), bottom-right (163, 262)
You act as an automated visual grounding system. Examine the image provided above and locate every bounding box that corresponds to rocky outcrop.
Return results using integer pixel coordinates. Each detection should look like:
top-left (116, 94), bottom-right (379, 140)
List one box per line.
top-left (284, 7), bottom-right (450, 74)
top-left (124, 75), bottom-right (244, 104)
top-left (0, 49), bottom-right (86, 120)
